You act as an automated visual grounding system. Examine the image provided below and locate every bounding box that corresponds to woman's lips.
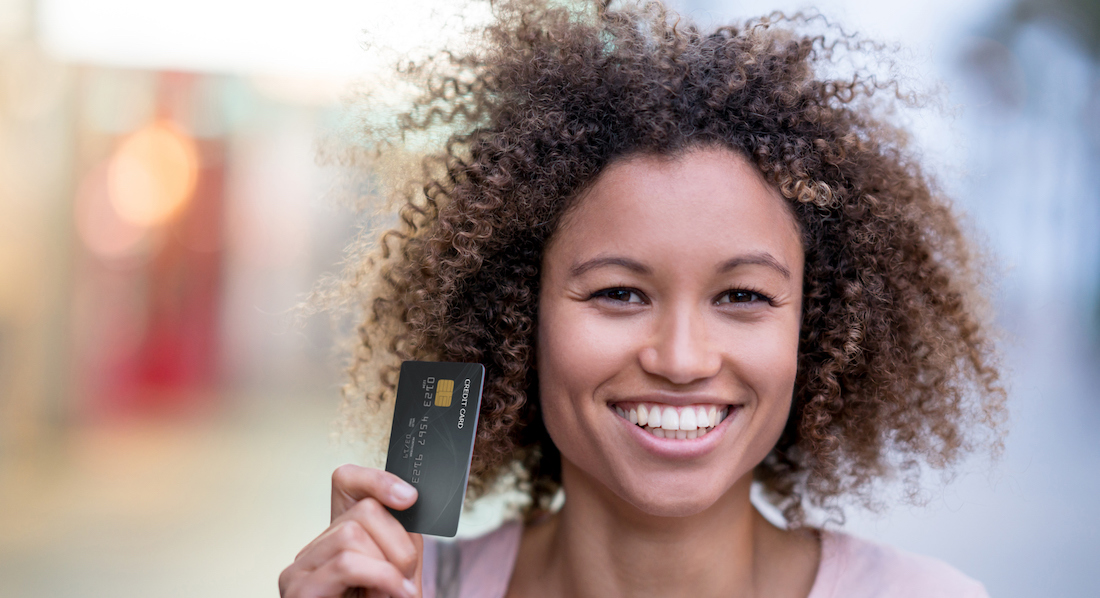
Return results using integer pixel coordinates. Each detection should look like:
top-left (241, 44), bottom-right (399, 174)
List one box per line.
top-left (608, 401), bottom-right (742, 459)
top-left (611, 402), bottom-right (730, 439)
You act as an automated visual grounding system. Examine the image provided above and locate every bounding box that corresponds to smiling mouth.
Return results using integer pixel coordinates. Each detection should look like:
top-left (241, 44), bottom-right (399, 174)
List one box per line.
top-left (610, 403), bottom-right (731, 439)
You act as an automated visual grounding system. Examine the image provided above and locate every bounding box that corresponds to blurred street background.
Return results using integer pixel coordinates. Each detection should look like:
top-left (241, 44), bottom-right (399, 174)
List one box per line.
top-left (0, 0), bottom-right (1097, 596)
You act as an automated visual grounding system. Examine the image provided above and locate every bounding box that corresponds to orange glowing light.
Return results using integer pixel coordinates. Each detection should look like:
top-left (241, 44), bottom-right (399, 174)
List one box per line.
top-left (107, 120), bottom-right (199, 228)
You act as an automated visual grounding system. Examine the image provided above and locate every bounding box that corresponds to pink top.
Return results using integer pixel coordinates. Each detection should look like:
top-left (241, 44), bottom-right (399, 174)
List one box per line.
top-left (421, 521), bottom-right (990, 598)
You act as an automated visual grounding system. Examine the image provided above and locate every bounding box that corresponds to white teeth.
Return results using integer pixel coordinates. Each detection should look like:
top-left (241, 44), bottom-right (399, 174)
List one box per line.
top-left (661, 407), bottom-right (678, 430)
top-left (613, 403), bottom-right (731, 439)
top-left (679, 408), bottom-right (697, 431)
top-left (648, 406), bottom-right (662, 428)
top-left (644, 422), bottom-right (712, 440)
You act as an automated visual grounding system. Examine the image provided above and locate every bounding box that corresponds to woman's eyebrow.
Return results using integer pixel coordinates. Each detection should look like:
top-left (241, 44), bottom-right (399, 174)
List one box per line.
top-left (569, 254), bottom-right (790, 279)
top-left (569, 256), bottom-right (651, 277)
top-left (717, 253), bottom-right (791, 280)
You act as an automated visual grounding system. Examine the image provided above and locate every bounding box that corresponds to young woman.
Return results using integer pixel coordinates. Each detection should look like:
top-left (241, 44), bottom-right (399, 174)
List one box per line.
top-left (279, 2), bottom-right (1005, 596)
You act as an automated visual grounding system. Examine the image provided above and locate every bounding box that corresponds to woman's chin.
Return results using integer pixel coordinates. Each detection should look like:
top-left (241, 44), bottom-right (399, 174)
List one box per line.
top-left (609, 474), bottom-right (744, 519)
top-left (630, 496), bottom-right (718, 518)
top-left (560, 450), bottom-right (754, 520)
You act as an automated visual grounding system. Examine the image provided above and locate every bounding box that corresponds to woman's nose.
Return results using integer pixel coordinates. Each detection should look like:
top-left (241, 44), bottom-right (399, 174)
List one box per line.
top-left (638, 305), bottom-right (722, 385)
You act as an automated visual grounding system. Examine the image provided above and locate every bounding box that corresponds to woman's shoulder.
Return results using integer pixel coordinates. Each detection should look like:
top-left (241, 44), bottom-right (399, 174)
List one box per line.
top-left (421, 520), bottom-right (523, 598)
top-left (810, 530), bottom-right (990, 598)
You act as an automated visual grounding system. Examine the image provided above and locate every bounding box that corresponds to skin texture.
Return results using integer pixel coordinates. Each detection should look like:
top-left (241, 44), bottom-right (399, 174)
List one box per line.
top-left (505, 148), bottom-right (818, 597)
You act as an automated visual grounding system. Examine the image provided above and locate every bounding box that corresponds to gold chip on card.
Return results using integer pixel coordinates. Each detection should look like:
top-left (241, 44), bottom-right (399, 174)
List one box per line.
top-left (435, 379), bottom-right (455, 407)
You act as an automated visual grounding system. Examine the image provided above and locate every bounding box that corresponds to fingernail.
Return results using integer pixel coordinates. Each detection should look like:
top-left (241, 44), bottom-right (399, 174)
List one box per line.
top-left (402, 577), bottom-right (417, 597)
top-left (391, 481), bottom-right (417, 502)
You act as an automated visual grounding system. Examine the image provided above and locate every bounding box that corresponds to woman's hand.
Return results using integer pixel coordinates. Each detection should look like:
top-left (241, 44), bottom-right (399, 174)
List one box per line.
top-left (279, 464), bottom-right (423, 598)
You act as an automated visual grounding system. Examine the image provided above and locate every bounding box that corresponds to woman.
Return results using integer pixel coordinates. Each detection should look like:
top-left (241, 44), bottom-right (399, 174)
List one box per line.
top-left (280, 1), bottom-right (1005, 596)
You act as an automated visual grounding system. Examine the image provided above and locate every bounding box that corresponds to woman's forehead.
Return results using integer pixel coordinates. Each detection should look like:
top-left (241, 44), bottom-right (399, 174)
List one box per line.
top-left (548, 147), bottom-right (804, 273)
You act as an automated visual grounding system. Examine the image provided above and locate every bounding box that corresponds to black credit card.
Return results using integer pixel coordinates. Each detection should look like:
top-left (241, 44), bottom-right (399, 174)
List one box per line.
top-left (384, 360), bottom-right (485, 537)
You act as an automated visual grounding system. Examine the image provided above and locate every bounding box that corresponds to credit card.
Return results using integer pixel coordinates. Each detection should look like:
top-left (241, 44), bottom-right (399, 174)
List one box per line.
top-left (384, 360), bottom-right (485, 537)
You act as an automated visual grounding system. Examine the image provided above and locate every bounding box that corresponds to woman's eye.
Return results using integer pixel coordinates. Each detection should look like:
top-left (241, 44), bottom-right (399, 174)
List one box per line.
top-left (594, 288), bottom-right (644, 303)
top-left (717, 290), bottom-right (768, 304)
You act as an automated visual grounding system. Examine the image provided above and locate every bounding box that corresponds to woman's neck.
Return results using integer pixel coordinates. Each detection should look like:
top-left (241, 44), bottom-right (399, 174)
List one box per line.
top-left (507, 460), bottom-right (820, 598)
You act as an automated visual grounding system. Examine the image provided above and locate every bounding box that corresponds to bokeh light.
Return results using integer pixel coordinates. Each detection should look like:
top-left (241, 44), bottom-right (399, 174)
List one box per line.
top-left (106, 119), bottom-right (198, 228)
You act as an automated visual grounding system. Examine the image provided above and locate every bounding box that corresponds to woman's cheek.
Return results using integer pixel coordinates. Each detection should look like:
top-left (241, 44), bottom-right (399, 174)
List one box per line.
top-left (541, 303), bottom-right (638, 388)
top-left (741, 322), bottom-right (800, 452)
top-left (536, 305), bottom-right (637, 449)
top-left (535, 304), bottom-right (587, 447)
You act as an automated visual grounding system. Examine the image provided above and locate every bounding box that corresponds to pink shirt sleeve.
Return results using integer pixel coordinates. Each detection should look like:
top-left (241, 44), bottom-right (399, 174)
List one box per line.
top-left (421, 521), bottom-right (523, 598)
top-left (808, 531), bottom-right (990, 598)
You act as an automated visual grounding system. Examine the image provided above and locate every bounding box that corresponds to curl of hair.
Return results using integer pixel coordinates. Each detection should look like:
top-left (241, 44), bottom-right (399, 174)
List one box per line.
top-left (338, 0), bottom-right (1006, 524)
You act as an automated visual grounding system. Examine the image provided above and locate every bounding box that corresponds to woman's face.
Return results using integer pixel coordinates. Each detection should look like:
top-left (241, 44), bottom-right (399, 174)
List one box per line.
top-left (537, 147), bottom-right (805, 517)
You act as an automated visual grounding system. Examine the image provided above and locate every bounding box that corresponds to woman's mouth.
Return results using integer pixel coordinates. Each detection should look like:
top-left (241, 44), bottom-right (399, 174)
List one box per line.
top-left (610, 402), bottom-right (731, 439)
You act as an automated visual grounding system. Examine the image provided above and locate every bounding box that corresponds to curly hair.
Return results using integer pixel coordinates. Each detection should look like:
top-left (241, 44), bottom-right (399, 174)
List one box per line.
top-left (338, 0), bottom-right (1005, 524)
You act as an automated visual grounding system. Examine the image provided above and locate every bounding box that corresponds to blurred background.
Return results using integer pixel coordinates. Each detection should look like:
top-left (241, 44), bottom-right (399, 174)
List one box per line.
top-left (0, 0), bottom-right (1096, 596)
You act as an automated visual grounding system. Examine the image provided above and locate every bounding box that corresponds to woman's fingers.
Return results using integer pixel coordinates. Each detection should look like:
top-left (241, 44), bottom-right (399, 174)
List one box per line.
top-left (285, 551), bottom-right (417, 598)
top-left (282, 516), bottom-right (424, 598)
top-left (331, 464), bottom-right (418, 520)
top-left (297, 499), bottom-right (420, 579)
top-left (338, 498), bottom-right (420, 579)
top-left (279, 466), bottom-right (425, 598)
top-left (293, 518), bottom-right (385, 572)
